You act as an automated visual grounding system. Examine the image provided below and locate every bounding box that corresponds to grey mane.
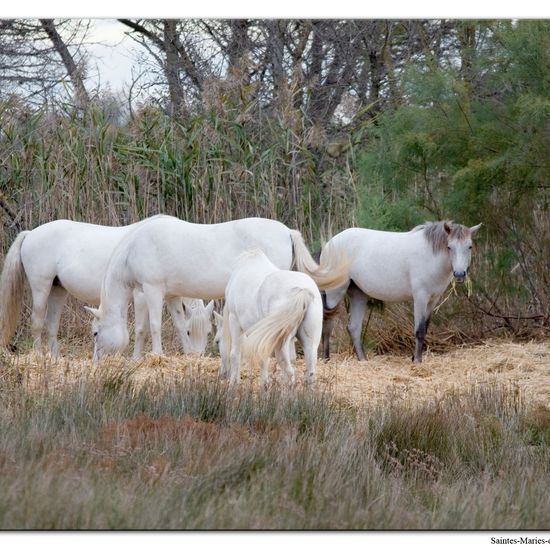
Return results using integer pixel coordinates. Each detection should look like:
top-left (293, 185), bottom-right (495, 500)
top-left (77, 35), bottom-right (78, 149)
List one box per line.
top-left (412, 221), bottom-right (469, 255)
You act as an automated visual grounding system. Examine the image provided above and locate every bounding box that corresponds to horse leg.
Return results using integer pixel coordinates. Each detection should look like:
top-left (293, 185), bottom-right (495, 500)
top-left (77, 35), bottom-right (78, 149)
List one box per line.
top-left (415, 295), bottom-right (439, 362)
top-left (322, 283), bottom-right (349, 360)
top-left (29, 282), bottom-right (51, 352)
top-left (228, 312), bottom-right (242, 384)
top-left (143, 284), bottom-right (164, 356)
top-left (298, 331), bottom-right (318, 385)
top-left (44, 285), bottom-right (68, 358)
top-left (132, 290), bottom-right (149, 359)
top-left (298, 304), bottom-right (321, 384)
top-left (347, 284), bottom-right (369, 361)
top-left (413, 294), bottom-right (430, 363)
top-left (275, 339), bottom-right (295, 386)
top-left (218, 306), bottom-right (230, 380)
top-left (322, 316), bottom-right (336, 360)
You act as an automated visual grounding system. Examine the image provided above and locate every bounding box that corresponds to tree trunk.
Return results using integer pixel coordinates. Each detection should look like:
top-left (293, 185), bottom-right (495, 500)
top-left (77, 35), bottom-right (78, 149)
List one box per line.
top-left (39, 19), bottom-right (90, 108)
top-left (163, 19), bottom-right (185, 116)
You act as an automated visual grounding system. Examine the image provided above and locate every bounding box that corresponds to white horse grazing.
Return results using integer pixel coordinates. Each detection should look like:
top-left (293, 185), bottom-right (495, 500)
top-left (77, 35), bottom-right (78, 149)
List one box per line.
top-left (132, 294), bottom-right (214, 359)
top-left (87, 216), bottom-right (348, 360)
top-left (0, 217), bottom-right (213, 358)
top-left (322, 221), bottom-right (482, 363)
top-left (221, 249), bottom-right (323, 385)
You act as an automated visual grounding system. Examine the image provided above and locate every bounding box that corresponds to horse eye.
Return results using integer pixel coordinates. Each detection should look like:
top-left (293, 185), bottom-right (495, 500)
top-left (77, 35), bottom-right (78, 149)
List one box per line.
top-left (447, 246), bottom-right (451, 250)
top-left (93, 331), bottom-right (98, 337)
top-left (187, 330), bottom-right (190, 336)
top-left (469, 245), bottom-right (473, 250)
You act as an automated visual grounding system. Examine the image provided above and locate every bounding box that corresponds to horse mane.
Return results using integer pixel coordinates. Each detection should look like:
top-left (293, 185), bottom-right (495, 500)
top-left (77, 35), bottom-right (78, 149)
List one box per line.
top-left (413, 221), bottom-right (469, 255)
top-left (182, 299), bottom-right (212, 340)
top-left (188, 308), bottom-right (211, 340)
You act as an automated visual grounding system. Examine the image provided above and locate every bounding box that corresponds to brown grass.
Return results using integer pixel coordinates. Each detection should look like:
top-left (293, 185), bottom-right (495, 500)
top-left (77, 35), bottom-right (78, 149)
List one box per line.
top-left (2, 338), bottom-right (550, 529)
top-left (6, 339), bottom-right (549, 409)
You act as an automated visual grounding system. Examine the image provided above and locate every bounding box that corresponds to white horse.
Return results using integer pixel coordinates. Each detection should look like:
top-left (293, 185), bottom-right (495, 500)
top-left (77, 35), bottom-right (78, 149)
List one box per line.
top-left (87, 215), bottom-right (348, 360)
top-left (0, 217), bottom-right (213, 358)
top-left (322, 221), bottom-right (482, 363)
top-left (220, 249), bottom-right (323, 385)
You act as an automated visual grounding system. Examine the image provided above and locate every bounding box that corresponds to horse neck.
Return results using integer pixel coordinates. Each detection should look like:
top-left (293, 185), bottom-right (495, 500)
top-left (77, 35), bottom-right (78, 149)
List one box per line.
top-left (413, 231), bottom-right (452, 280)
top-left (427, 242), bottom-right (454, 282)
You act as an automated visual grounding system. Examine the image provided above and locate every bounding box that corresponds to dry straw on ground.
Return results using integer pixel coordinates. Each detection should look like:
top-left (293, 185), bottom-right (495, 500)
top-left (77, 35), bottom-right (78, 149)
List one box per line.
top-left (4, 340), bottom-right (549, 409)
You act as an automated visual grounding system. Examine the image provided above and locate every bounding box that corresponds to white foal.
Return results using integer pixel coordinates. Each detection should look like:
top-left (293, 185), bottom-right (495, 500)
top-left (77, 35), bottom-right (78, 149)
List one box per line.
top-left (221, 249), bottom-right (323, 386)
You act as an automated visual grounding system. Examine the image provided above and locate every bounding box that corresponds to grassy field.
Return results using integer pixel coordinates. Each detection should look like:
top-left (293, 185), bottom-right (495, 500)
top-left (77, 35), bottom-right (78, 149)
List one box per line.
top-left (1, 341), bottom-right (550, 530)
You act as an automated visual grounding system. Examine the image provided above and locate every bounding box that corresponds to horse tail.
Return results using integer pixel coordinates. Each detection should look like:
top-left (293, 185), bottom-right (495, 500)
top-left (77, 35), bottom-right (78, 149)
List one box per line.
top-left (0, 231), bottom-right (30, 347)
top-left (290, 230), bottom-right (350, 291)
top-left (241, 288), bottom-right (314, 368)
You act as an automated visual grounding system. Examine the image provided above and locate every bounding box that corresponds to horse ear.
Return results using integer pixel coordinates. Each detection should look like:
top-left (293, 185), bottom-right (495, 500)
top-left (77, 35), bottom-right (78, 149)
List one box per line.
top-left (469, 223), bottom-right (482, 236)
top-left (205, 300), bottom-right (215, 316)
top-left (443, 222), bottom-right (452, 235)
top-left (84, 306), bottom-right (101, 319)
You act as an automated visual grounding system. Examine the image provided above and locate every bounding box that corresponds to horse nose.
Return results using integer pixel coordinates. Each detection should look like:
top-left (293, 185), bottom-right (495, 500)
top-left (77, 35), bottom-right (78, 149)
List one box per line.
top-left (453, 270), bottom-right (467, 281)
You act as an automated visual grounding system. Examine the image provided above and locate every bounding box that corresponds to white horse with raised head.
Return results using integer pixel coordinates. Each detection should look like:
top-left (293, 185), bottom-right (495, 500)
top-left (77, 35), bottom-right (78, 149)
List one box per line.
top-left (87, 215), bottom-right (348, 360)
top-left (0, 217), bottom-right (213, 358)
top-left (322, 221), bottom-right (482, 363)
top-left (220, 249), bottom-right (323, 385)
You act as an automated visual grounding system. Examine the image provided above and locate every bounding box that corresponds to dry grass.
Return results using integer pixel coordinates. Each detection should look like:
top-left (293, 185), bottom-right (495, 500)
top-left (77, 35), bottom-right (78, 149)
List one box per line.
top-left (2, 339), bottom-right (550, 529)
top-left (6, 339), bottom-right (549, 410)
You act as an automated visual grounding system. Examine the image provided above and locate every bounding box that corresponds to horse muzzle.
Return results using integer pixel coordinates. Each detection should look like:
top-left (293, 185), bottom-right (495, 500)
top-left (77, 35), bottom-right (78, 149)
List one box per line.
top-left (453, 270), bottom-right (467, 283)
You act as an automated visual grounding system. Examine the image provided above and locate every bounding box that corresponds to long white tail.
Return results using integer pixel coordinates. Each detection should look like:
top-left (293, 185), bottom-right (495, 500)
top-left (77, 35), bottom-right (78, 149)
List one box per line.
top-left (0, 231), bottom-right (30, 347)
top-left (241, 287), bottom-right (314, 367)
top-left (290, 230), bottom-right (349, 290)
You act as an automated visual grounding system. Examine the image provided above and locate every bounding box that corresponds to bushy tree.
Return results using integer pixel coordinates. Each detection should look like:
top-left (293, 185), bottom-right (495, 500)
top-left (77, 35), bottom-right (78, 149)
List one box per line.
top-left (354, 20), bottom-right (550, 327)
